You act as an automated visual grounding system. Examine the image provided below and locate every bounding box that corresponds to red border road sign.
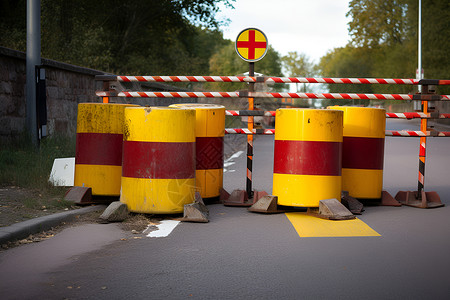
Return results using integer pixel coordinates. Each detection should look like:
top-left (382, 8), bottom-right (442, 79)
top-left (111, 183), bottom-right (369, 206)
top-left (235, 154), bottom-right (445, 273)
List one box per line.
top-left (235, 28), bottom-right (268, 62)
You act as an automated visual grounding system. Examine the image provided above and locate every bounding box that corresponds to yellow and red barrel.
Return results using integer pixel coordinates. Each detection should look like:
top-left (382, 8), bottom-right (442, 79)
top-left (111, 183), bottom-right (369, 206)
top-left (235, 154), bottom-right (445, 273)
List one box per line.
top-left (74, 103), bottom-right (138, 196)
top-left (272, 108), bottom-right (343, 207)
top-left (120, 107), bottom-right (196, 214)
top-left (170, 103), bottom-right (225, 199)
top-left (328, 106), bottom-right (386, 199)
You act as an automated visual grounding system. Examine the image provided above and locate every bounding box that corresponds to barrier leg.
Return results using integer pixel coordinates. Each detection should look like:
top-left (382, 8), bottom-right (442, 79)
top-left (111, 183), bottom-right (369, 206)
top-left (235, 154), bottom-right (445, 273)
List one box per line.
top-left (396, 85), bottom-right (444, 208)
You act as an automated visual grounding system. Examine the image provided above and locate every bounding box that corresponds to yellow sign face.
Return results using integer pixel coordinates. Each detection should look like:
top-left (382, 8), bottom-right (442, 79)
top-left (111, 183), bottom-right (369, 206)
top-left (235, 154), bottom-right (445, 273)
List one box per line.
top-left (235, 28), bottom-right (268, 62)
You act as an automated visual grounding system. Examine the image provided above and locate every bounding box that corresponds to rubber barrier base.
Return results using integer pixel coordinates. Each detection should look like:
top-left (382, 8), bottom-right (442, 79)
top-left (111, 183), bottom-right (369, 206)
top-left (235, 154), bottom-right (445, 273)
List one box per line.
top-left (223, 189), bottom-right (268, 207)
top-left (395, 190), bottom-right (444, 209)
top-left (64, 186), bottom-right (92, 205)
top-left (248, 195), bottom-right (285, 214)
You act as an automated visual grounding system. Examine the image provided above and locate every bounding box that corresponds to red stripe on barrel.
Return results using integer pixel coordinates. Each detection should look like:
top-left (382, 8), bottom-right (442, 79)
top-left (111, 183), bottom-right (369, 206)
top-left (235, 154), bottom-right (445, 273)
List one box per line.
top-left (342, 137), bottom-right (384, 170)
top-left (274, 140), bottom-right (342, 176)
top-left (122, 141), bottom-right (195, 179)
top-left (76, 133), bottom-right (123, 166)
top-left (196, 137), bottom-right (224, 170)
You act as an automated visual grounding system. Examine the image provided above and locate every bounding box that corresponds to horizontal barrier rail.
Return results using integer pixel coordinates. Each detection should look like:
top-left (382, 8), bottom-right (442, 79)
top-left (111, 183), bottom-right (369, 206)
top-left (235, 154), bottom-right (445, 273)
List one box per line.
top-left (96, 90), bottom-right (450, 101)
top-left (96, 91), bottom-right (239, 98)
top-left (225, 128), bottom-right (450, 137)
top-left (244, 92), bottom-right (450, 101)
top-left (386, 112), bottom-right (450, 119)
top-left (101, 75), bottom-right (450, 86)
top-left (226, 110), bottom-right (276, 117)
top-left (266, 78), bottom-right (450, 85)
top-left (225, 128), bottom-right (275, 135)
top-left (226, 110), bottom-right (450, 119)
top-left (386, 130), bottom-right (450, 137)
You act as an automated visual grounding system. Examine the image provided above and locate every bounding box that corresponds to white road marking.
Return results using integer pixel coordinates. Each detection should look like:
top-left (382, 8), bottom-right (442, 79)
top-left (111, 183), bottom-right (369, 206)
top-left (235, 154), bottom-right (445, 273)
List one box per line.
top-left (225, 150), bottom-right (244, 162)
top-left (146, 220), bottom-right (180, 238)
top-left (224, 150), bottom-right (244, 173)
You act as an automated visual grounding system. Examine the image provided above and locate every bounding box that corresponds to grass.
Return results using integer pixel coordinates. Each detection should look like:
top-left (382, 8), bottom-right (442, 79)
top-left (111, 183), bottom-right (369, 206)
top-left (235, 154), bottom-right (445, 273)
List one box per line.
top-left (0, 133), bottom-right (76, 202)
top-left (21, 193), bottom-right (74, 210)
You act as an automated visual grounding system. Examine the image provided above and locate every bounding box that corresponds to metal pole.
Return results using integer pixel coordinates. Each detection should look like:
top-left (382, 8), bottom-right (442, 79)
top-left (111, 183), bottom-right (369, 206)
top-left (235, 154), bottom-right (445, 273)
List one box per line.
top-left (418, 0), bottom-right (422, 84)
top-left (26, 0), bottom-right (41, 145)
top-left (417, 0), bottom-right (426, 200)
top-left (246, 62), bottom-right (255, 199)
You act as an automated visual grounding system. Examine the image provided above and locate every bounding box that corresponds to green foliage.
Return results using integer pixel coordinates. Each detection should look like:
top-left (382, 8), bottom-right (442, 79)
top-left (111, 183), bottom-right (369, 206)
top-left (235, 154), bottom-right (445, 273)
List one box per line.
top-left (0, 0), bottom-right (26, 52)
top-left (319, 46), bottom-right (375, 92)
top-left (320, 0), bottom-right (449, 98)
top-left (347, 0), bottom-right (409, 48)
top-left (281, 51), bottom-right (317, 92)
top-left (208, 42), bottom-right (283, 91)
top-left (0, 0), bottom-right (235, 75)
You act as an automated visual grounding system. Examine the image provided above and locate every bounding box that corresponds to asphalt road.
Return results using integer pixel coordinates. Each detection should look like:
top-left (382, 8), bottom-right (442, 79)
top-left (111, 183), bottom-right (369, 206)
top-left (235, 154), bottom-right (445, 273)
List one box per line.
top-left (1, 119), bottom-right (450, 299)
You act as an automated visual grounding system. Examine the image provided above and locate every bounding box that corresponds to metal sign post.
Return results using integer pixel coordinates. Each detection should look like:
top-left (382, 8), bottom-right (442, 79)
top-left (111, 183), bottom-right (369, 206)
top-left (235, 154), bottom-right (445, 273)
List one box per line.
top-left (224, 28), bottom-right (268, 205)
top-left (247, 62), bottom-right (255, 199)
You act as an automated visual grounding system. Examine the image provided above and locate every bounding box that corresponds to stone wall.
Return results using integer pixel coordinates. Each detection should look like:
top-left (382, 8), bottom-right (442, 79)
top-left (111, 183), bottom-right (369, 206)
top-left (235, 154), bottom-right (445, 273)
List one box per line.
top-left (0, 47), bottom-right (102, 141)
top-left (0, 48), bottom-right (27, 139)
top-left (0, 46), bottom-right (196, 142)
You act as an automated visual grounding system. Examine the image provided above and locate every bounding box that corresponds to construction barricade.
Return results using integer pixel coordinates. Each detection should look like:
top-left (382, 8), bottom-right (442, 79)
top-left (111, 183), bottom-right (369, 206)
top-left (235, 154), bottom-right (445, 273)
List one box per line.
top-left (170, 103), bottom-right (225, 199)
top-left (74, 103), bottom-right (137, 196)
top-left (120, 107), bottom-right (197, 214)
top-left (328, 106), bottom-right (389, 202)
top-left (96, 74), bottom-right (450, 211)
top-left (272, 108), bottom-right (343, 207)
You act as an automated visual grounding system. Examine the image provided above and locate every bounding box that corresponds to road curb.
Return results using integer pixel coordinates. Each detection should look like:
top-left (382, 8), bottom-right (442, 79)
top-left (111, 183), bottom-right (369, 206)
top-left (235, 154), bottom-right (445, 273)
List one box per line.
top-left (0, 205), bottom-right (107, 245)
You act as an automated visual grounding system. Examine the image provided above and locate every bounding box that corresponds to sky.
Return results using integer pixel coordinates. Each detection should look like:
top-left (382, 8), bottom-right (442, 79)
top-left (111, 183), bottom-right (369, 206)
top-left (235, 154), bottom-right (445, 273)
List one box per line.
top-left (216, 0), bottom-right (352, 63)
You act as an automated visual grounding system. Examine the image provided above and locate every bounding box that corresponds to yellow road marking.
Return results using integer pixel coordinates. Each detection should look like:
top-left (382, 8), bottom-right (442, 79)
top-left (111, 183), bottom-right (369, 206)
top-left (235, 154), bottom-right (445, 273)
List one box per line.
top-left (285, 212), bottom-right (381, 237)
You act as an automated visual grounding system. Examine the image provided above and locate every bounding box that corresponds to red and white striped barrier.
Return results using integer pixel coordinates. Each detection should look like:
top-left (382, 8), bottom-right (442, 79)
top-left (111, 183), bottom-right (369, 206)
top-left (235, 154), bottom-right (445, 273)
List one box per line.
top-left (226, 110), bottom-right (276, 117)
top-left (225, 128), bottom-right (450, 137)
top-left (118, 75), bottom-right (253, 83)
top-left (114, 75), bottom-right (450, 86)
top-left (266, 77), bottom-right (418, 85)
top-left (96, 91), bottom-right (239, 98)
top-left (386, 130), bottom-right (429, 137)
top-left (386, 113), bottom-right (450, 119)
top-left (226, 111), bottom-right (450, 119)
top-left (97, 90), bottom-right (450, 101)
top-left (247, 92), bottom-right (450, 101)
top-left (225, 128), bottom-right (275, 135)
top-left (386, 112), bottom-right (429, 119)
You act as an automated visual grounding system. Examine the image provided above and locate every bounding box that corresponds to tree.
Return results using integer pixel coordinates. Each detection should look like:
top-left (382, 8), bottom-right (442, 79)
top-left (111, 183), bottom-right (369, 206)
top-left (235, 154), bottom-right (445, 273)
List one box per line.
top-left (347, 0), bottom-right (409, 48)
top-left (320, 0), bottom-right (449, 97)
top-left (318, 45), bottom-right (377, 106)
top-left (0, 0), bottom-right (235, 75)
top-left (208, 42), bottom-right (283, 91)
top-left (281, 52), bottom-right (317, 92)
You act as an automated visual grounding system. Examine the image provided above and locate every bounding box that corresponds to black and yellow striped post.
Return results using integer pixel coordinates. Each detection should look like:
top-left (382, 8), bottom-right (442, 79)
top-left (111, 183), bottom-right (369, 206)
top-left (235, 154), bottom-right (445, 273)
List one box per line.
top-left (273, 108), bottom-right (343, 207)
top-left (74, 103), bottom-right (137, 196)
top-left (170, 104), bottom-right (225, 199)
top-left (120, 107), bottom-right (197, 214)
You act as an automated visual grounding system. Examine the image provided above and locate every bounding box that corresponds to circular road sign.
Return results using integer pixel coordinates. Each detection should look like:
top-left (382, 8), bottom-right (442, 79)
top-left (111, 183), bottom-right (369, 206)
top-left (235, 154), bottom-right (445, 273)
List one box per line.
top-left (235, 28), bottom-right (268, 62)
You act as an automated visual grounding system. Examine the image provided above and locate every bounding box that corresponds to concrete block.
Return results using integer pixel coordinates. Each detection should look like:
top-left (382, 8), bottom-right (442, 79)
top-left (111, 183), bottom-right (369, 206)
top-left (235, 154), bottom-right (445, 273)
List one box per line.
top-left (100, 201), bottom-right (129, 222)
